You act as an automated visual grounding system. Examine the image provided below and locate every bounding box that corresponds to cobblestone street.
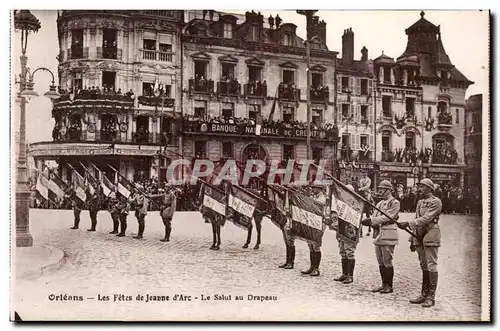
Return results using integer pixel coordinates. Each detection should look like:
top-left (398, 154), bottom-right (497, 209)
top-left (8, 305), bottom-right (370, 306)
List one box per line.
top-left (12, 209), bottom-right (484, 321)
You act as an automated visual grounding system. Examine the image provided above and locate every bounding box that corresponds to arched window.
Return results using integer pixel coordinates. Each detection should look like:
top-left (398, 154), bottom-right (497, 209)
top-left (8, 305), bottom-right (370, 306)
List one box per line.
top-left (437, 101), bottom-right (447, 114)
top-left (382, 130), bottom-right (392, 152)
top-left (405, 132), bottom-right (415, 148)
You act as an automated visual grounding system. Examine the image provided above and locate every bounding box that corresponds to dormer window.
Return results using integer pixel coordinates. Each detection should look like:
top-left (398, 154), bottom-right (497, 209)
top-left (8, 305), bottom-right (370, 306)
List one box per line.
top-left (248, 25), bottom-right (258, 42)
top-left (383, 67), bottom-right (391, 83)
top-left (223, 23), bottom-right (233, 39)
top-left (284, 33), bottom-right (294, 46)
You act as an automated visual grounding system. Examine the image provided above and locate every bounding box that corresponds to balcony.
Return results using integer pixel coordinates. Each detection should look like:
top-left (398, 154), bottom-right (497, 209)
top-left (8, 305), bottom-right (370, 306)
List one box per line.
top-left (278, 84), bottom-right (300, 101)
top-left (361, 118), bottom-right (369, 125)
top-left (381, 150), bottom-right (393, 162)
top-left (217, 80), bottom-right (240, 97)
top-left (189, 78), bottom-right (214, 94)
top-left (138, 95), bottom-right (175, 107)
top-left (358, 150), bottom-right (372, 161)
top-left (432, 147), bottom-right (458, 165)
top-left (310, 86), bottom-right (329, 103)
top-left (70, 44), bottom-right (83, 59)
top-left (437, 112), bottom-right (453, 131)
top-left (52, 89), bottom-right (134, 111)
top-left (103, 46), bottom-right (117, 59)
top-left (340, 147), bottom-right (353, 160)
top-left (244, 82), bottom-right (267, 98)
top-left (141, 49), bottom-right (173, 62)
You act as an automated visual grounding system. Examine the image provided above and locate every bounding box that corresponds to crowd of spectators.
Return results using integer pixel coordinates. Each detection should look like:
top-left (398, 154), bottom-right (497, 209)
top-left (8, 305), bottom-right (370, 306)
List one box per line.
top-left (246, 80), bottom-right (267, 96)
top-left (56, 85), bottom-right (135, 102)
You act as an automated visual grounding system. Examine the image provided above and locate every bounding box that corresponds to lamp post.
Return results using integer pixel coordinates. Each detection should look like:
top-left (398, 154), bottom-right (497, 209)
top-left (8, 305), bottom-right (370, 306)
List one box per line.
top-left (14, 10), bottom-right (60, 247)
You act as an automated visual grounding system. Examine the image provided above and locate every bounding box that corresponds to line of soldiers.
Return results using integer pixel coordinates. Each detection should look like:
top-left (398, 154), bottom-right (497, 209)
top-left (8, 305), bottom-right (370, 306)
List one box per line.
top-left (65, 184), bottom-right (178, 242)
top-left (275, 177), bottom-right (442, 308)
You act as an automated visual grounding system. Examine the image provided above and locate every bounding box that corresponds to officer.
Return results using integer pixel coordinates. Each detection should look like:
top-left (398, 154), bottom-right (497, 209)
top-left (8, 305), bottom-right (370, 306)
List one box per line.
top-left (86, 189), bottom-right (100, 232)
top-left (107, 192), bottom-right (120, 234)
top-left (67, 185), bottom-right (83, 230)
top-left (116, 194), bottom-right (130, 237)
top-left (397, 178), bottom-right (442, 308)
top-left (361, 180), bottom-right (400, 294)
top-left (333, 184), bottom-right (358, 284)
top-left (129, 186), bottom-right (148, 239)
top-left (159, 185), bottom-right (177, 242)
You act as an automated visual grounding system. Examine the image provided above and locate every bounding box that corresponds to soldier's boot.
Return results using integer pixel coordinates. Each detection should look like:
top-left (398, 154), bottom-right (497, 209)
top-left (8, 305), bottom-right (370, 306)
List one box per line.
top-left (334, 258), bottom-right (348, 282)
top-left (70, 218), bottom-right (80, 230)
top-left (309, 252), bottom-right (321, 277)
top-left (278, 246), bottom-right (290, 268)
top-left (342, 259), bottom-right (355, 284)
top-left (117, 222), bottom-right (126, 237)
top-left (133, 222), bottom-right (144, 239)
top-left (160, 225), bottom-right (171, 242)
top-left (301, 252), bottom-right (314, 274)
top-left (284, 246), bottom-right (295, 269)
top-left (422, 272), bottom-right (438, 308)
top-left (87, 218), bottom-right (97, 232)
top-left (372, 266), bottom-right (386, 292)
top-left (380, 267), bottom-right (394, 294)
top-left (409, 270), bottom-right (430, 304)
top-left (109, 217), bottom-right (119, 234)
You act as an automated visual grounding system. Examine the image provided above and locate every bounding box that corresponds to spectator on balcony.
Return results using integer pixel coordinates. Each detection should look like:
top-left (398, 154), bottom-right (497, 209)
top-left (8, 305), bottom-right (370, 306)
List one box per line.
top-left (268, 15), bottom-right (275, 29)
top-left (135, 125), bottom-right (149, 143)
top-left (52, 125), bottom-right (62, 141)
top-left (275, 14), bottom-right (282, 28)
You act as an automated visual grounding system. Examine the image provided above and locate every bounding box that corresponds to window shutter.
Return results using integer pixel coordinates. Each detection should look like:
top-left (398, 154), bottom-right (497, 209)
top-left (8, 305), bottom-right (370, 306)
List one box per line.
top-left (369, 105), bottom-right (374, 123)
top-left (349, 77), bottom-right (354, 93)
top-left (368, 79), bottom-right (373, 94)
top-left (338, 102), bottom-right (342, 122)
top-left (369, 134), bottom-right (374, 149)
top-left (356, 78), bottom-right (361, 95)
top-left (337, 75), bottom-right (342, 92)
top-left (357, 104), bottom-right (361, 124)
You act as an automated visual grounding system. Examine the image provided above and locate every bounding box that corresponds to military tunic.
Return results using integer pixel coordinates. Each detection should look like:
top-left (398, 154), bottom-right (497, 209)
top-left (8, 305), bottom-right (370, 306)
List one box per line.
top-left (371, 196), bottom-right (400, 267)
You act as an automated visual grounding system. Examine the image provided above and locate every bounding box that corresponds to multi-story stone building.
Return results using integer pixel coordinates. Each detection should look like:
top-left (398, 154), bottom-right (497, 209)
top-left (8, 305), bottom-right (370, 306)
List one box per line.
top-left (335, 27), bottom-right (375, 183)
top-left (464, 94), bottom-right (482, 193)
top-left (180, 10), bottom-right (339, 180)
top-left (373, 11), bottom-right (473, 189)
top-left (29, 10), bottom-right (185, 182)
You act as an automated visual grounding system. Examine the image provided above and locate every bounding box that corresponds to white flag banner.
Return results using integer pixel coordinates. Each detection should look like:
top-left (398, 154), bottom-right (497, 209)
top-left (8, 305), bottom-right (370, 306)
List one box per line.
top-left (228, 193), bottom-right (255, 218)
top-left (203, 194), bottom-right (226, 216)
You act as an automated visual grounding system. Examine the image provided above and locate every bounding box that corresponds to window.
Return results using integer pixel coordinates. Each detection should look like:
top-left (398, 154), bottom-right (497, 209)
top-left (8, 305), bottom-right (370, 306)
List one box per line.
top-left (159, 43), bottom-right (172, 53)
top-left (248, 66), bottom-right (261, 82)
top-left (383, 67), bottom-right (391, 83)
top-left (248, 26), bottom-right (258, 41)
top-left (194, 141), bottom-right (207, 157)
top-left (360, 105), bottom-right (368, 123)
top-left (312, 73), bottom-right (323, 87)
top-left (221, 63), bottom-right (235, 79)
top-left (341, 134), bottom-right (350, 148)
top-left (406, 98), bottom-right (415, 117)
top-left (222, 108), bottom-right (234, 118)
top-left (312, 109), bottom-right (322, 125)
top-left (72, 72), bottom-right (83, 91)
top-left (223, 23), bottom-right (233, 39)
top-left (456, 109), bottom-right (459, 124)
top-left (103, 28), bottom-right (117, 59)
top-left (71, 29), bottom-right (83, 59)
top-left (437, 101), bottom-right (447, 113)
top-left (194, 107), bottom-right (206, 118)
top-left (158, 44), bottom-right (172, 61)
top-left (405, 132), bottom-right (415, 148)
top-left (382, 96), bottom-right (392, 117)
top-left (248, 105), bottom-right (260, 120)
top-left (143, 39), bottom-right (156, 51)
top-left (342, 104), bottom-right (350, 118)
top-left (284, 33), bottom-right (294, 46)
top-left (102, 71), bottom-right (116, 90)
top-left (408, 70), bottom-right (415, 85)
top-left (360, 79), bottom-right (368, 95)
top-left (222, 142), bottom-right (234, 158)
top-left (341, 76), bottom-right (349, 91)
top-left (283, 70), bottom-right (294, 84)
top-left (360, 135), bottom-right (368, 149)
top-left (382, 132), bottom-right (391, 151)
top-left (283, 145), bottom-right (294, 160)
top-left (142, 82), bottom-right (155, 97)
top-left (428, 106), bottom-right (432, 118)
top-left (194, 61), bottom-right (207, 79)
top-left (312, 148), bottom-right (322, 163)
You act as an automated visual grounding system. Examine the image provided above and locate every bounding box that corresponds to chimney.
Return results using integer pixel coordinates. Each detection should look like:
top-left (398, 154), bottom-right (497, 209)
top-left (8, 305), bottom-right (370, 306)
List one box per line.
top-left (310, 17), bottom-right (327, 45)
top-left (342, 27), bottom-right (354, 63)
top-left (361, 46), bottom-right (368, 61)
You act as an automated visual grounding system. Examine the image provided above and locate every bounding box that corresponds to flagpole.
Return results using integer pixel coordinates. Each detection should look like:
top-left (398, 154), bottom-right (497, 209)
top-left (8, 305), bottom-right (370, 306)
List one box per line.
top-left (310, 162), bottom-right (418, 239)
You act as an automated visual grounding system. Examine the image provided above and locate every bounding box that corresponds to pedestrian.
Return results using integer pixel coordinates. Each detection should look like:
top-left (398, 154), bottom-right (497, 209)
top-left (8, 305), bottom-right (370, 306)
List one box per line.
top-left (361, 180), bottom-right (400, 294)
top-left (86, 189), bottom-right (100, 232)
top-left (107, 192), bottom-right (120, 234)
top-left (116, 194), bottom-right (130, 237)
top-left (397, 178), bottom-right (442, 308)
top-left (159, 185), bottom-right (177, 242)
top-left (333, 184), bottom-right (358, 284)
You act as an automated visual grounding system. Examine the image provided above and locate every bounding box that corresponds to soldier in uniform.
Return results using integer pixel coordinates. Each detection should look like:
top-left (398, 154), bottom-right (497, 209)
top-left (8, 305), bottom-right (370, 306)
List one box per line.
top-left (107, 192), bottom-right (120, 234)
top-left (358, 170), bottom-right (373, 236)
top-left (159, 185), bottom-right (177, 242)
top-left (361, 180), bottom-right (400, 294)
top-left (86, 189), bottom-right (100, 232)
top-left (129, 186), bottom-right (148, 239)
top-left (333, 184), bottom-right (358, 284)
top-left (397, 178), bottom-right (442, 308)
top-left (116, 194), bottom-right (130, 237)
top-left (66, 185), bottom-right (83, 230)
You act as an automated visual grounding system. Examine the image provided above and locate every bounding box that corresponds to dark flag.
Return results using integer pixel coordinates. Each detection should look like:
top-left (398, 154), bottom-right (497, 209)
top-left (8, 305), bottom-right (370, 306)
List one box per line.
top-left (330, 179), bottom-right (365, 244)
top-left (288, 189), bottom-right (326, 245)
top-left (226, 184), bottom-right (265, 230)
top-left (267, 184), bottom-right (288, 229)
top-left (199, 181), bottom-right (227, 222)
top-left (69, 167), bottom-right (87, 203)
top-left (267, 88), bottom-right (279, 122)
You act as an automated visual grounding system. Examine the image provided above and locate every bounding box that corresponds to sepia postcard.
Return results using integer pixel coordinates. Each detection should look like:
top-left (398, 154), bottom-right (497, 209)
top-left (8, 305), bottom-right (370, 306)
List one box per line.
top-left (9, 9), bottom-right (491, 322)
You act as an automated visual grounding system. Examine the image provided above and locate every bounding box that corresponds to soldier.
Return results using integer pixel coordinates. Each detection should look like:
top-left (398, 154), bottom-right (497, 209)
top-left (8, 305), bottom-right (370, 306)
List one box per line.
top-left (358, 170), bottom-right (373, 236)
top-left (116, 194), bottom-right (130, 237)
top-left (159, 185), bottom-right (177, 242)
top-left (361, 180), bottom-right (400, 294)
top-left (107, 192), bottom-right (120, 234)
top-left (129, 186), bottom-right (148, 239)
top-left (66, 185), bottom-right (83, 230)
top-left (397, 178), bottom-right (442, 308)
top-left (333, 184), bottom-right (358, 284)
top-left (86, 189), bottom-right (100, 232)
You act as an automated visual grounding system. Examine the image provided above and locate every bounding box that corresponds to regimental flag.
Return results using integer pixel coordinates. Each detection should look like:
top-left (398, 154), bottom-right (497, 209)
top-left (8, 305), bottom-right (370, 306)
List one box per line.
top-left (101, 174), bottom-right (116, 197)
top-left (330, 179), bottom-right (365, 244)
top-left (226, 184), bottom-right (266, 230)
top-left (47, 169), bottom-right (68, 200)
top-left (288, 189), bottom-right (326, 245)
top-left (200, 181), bottom-right (227, 222)
top-left (71, 169), bottom-right (87, 203)
top-left (35, 173), bottom-right (49, 201)
top-left (116, 175), bottom-right (132, 199)
top-left (267, 184), bottom-right (288, 229)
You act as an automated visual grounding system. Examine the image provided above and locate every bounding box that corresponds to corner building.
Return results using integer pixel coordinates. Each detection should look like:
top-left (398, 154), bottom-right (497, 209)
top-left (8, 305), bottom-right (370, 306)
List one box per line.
top-left (373, 12), bottom-right (473, 189)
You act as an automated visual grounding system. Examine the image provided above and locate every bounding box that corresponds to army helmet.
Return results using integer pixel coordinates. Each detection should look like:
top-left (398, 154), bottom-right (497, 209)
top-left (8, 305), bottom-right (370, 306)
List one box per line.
top-left (418, 178), bottom-right (435, 191)
top-left (377, 180), bottom-right (393, 190)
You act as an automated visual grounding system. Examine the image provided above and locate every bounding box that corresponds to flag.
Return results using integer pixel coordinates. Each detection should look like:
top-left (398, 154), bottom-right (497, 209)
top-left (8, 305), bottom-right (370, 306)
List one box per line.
top-left (267, 184), bottom-right (288, 229)
top-left (227, 184), bottom-right (262, 230)
top-left (101, 174), bottom-right (116, 197)
top-left (267, 88), bottom-right (279, 122)
top-left (71, 169), bottom-right (87, 202)
top-left (89, 163), bottom-right (102, 181)
top-left (329, 179), bottom-right (364, 244)
top-left (35, 174), bottom-right (49, 201)
top-left (288, 190), bottom-right (326, 245)
top-left (117, 175), bottom-right (132, 198)
top-left (200, 181), bottom-right (227, 221)
top-left (47, 170), bottom-right (68, 200)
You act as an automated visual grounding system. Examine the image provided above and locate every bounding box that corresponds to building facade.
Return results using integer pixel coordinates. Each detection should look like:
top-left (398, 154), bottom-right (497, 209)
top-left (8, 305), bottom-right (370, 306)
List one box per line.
top-left (29, 10), bottom-right (185, 182)
top-left (372, 12), bottom-right (473, 190)
top-left (464, 94), bottom-right (482, 193)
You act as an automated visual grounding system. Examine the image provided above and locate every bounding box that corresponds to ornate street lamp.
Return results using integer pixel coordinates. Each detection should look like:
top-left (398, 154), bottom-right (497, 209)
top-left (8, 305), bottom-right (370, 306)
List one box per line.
top-left (14, 10), bottom-right (60, 247)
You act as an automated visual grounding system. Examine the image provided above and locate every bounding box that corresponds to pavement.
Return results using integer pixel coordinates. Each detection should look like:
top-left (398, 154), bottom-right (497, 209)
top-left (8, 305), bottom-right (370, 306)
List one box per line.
top-left (14, 245), bottom-right (65, 280)
top-left (11, 209), bottom-right (486, 321)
